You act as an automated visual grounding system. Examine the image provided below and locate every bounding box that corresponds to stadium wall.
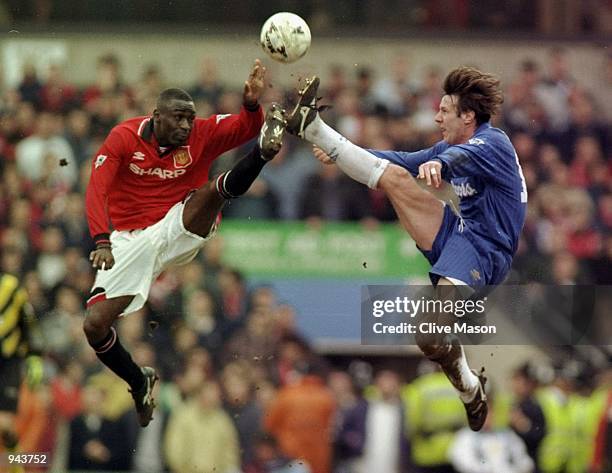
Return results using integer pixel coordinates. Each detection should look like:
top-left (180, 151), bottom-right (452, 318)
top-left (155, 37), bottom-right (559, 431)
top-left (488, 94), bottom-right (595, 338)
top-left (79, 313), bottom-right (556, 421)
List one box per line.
top-left (2, 33), bottom-right (608, 93)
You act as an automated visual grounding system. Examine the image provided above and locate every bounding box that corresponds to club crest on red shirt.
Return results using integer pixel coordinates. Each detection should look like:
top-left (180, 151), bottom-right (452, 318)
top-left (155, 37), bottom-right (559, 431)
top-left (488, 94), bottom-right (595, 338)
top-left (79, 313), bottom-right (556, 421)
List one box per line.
top-left (173, 148), bottom-right (193, 168)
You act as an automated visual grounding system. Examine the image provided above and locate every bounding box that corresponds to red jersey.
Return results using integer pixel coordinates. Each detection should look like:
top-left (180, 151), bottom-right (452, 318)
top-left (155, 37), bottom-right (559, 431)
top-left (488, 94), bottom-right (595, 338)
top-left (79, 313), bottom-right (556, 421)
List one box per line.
top-left (86, 106), bottom-right (263, 242)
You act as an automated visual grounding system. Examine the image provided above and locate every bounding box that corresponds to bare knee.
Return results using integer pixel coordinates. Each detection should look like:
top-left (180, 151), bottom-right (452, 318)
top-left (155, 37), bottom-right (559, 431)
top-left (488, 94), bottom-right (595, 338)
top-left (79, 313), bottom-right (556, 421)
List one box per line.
top-left (183, 184), bottom-right (226, 237)
top-left (83, 309), bottom-right (112, 344)
top-left (83, 299), bottom-right (127, 344)
top-left (379, 165), bottom-right (414, 191)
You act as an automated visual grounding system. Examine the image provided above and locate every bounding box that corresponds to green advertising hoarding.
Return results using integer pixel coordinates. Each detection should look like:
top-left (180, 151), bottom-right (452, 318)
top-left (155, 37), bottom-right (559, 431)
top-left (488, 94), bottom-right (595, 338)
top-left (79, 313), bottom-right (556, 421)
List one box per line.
top-left (218, 220), bottom-right (430, 278)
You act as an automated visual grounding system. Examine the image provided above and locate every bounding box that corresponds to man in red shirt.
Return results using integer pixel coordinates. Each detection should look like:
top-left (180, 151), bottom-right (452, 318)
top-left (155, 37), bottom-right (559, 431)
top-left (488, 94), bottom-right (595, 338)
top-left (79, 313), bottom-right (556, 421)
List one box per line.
top-left (83, 60), bottom-right (286, 427)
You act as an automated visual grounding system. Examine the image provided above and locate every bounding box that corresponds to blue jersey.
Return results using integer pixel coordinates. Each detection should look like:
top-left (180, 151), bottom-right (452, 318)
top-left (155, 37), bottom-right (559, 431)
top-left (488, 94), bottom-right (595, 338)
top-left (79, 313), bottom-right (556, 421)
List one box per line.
top-left (369, 122), bottom-right (527, 257)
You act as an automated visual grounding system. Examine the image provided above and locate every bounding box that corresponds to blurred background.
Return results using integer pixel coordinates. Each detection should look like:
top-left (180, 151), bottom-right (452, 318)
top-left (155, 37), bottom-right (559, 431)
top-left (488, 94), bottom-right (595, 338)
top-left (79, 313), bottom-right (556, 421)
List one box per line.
top-left (0, 1), bottom-right (611, 472)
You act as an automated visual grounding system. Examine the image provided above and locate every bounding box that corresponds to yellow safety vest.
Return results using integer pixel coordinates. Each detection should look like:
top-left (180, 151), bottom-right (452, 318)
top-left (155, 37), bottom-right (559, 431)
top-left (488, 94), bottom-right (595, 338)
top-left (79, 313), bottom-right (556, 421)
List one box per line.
top-left (537, 388), bottom-right (572, 473)
top-left (567, 390), bottom-right (608, 473)
top-left (402, 372), bottom-right (466, 466)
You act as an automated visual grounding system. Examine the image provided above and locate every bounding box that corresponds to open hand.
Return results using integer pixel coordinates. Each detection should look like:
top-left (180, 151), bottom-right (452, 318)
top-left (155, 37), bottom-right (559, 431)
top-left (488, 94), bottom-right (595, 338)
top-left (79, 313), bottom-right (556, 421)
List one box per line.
top-left (243, 59), bottom-right (266, 106)
top-left (418, 160), bottom-right (442, 188)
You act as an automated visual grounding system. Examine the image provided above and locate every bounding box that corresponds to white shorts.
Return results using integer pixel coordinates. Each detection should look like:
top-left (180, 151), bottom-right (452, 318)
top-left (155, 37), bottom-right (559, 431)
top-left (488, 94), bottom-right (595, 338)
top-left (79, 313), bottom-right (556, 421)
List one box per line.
top-left (87, 199), bottom-right (218, 315)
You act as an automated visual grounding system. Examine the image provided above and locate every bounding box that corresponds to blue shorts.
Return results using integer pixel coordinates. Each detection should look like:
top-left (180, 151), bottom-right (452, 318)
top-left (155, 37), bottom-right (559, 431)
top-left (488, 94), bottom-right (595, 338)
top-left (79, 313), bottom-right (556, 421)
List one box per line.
top-left (420, 204), bottom-right (511, 290)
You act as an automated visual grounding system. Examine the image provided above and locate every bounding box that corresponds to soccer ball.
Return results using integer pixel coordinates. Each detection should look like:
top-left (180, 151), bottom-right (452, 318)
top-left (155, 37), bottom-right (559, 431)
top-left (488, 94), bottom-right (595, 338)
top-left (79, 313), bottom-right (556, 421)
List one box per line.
top-left (260, 12), bottom-right (311, 64)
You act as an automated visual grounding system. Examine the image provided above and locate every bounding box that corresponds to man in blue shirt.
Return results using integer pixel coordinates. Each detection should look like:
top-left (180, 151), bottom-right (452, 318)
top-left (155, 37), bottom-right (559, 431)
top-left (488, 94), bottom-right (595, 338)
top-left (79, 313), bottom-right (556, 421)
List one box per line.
top-left (286, 67), bottom-right (527, 432)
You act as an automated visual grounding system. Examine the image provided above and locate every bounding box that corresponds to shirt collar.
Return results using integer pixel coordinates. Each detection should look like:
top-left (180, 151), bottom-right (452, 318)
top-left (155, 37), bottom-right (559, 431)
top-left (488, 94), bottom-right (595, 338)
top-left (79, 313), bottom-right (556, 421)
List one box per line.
top-left (474, 121), bottom-right (491, 135)
top-left (140, 117), bottom-right (154, 142)
top-left (140, 117), bottom-right (173, 156)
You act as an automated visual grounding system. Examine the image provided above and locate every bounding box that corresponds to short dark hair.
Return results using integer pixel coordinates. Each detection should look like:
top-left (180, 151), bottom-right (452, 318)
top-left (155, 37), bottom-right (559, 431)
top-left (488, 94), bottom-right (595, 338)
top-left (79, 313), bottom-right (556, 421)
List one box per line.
top-left (520, 59), bottom-right (539, 73)
top-left (443, 66), bottom-right (504, 125)
top-left (157, 88), bottom-right (193, 110)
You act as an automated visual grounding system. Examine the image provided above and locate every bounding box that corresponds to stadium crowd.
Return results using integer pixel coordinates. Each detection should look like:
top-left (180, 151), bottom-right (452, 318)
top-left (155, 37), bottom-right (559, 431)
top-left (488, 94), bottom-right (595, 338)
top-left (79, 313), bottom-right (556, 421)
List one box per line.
top-left (4, 0), bottom-right (612, 35)
top-left (0, 47), bottom-right (611, 473)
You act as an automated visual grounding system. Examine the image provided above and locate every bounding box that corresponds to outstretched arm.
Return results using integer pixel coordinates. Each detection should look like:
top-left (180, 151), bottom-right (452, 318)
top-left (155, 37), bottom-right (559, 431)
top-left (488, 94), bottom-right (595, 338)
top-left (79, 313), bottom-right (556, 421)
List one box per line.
top-left (367, 141), bottom-right (449, 176)
top-left (200, 59), bottom-right (266, 158)
top-left (242, 59), bottom-right (266, 108)
top-left (313, 145), bottom-right (444, 188)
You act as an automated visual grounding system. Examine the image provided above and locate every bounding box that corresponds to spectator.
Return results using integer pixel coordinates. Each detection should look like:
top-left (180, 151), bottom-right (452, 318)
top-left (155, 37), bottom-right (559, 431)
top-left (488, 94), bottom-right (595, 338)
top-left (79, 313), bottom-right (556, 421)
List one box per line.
top-left (323, 64), bottom-right (348, 103)
top-left (509, 363), bottom-right (546, 469)
top-left (404, 365), bottom-right (466, 472)
top-left (165, 381), bottom-right (241, 473)
top-left (328, 370), bottom-right (368, 473)
top-left (39, 63), bottom-right (79, 114)
top-left (68, 384), bottom-right (137, 471)
top-left (356, 370), bottom-right (407, 473)
top-left (13, 382), bottom-right (53, 455)
top-left (51, 359), bottom-right (84, 422)
top-left (591, 362), bottom-right (612, 473)
top-left (371, 55), bottom-right (416, 116)
top-left (131, 343), bottom-right (167, 473)
top-left (184, 289), bottom-right (219, 341)
top-left (354, 67), bottom-right (377, 115)
top-left (64, 109), bottom-right (93, 166)
top-left (223, 307), bottom-right (279, 368)
top-left (412, 66), bottom-right (444, 133)
top-left (222, 368), bottom-right (264, 465)
top-left (558, 91), bottom-right (610, 160)
top-left (133, 64), bottom-right (164, 112)
top-left (54, 192), bottom-right (90, 249)
top-left (244, 433), bottom-right (312, 473)
top-left (17, 63), bottom-right (42, 108)
top-left (589, 233), bottom-right (612, 284)
top-left (504, 60), bottom-right (548, 136)
top-left (274, 334), bottom-right (311, 386)
top-left (450, 396), bottom-right (534, 473)
top-left (265, 361), bottom-right (336, 473)
top-left (82, 53), bottom-right (132, 110)
top-left (299, 163), bottom-right (371, 221)
top-left (260, 144), bottom-right (319, 220)
top-left (40, 285), bottom-right (85, 358)
top-left (15, 111), bottom-right (76, 187)
top-left (172, 346), bottom-right (214, 399)
top-left (189, 58), bottom-right (225, 107)
top-left (218, 267), bottom-right (248, 335)
top-left (22, 270), bottom-right (50, 314)
top-left (222, 175), bottom-right (280, 220)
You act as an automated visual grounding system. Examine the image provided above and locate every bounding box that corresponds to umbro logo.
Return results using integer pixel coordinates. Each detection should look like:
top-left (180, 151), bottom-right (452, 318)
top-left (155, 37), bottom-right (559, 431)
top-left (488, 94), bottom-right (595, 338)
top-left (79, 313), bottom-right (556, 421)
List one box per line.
top-left (132, 151), bottom-right (145, 160)
top-left (468, 138), bottom-right (485, 146)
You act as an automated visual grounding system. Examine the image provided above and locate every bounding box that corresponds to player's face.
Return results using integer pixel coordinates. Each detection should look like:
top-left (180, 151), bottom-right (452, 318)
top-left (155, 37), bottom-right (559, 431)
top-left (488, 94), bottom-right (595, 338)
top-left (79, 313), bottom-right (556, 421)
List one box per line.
top-left (434, 94), bottom-right (471, 145)
top-left (155, 99), bottom-right (196, 146)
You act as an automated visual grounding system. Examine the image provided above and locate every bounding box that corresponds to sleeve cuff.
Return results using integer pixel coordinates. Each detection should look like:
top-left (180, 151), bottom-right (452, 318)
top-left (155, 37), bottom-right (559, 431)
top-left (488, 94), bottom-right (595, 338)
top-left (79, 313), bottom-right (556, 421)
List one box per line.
top-left (243, 101), bottom-right (261, 112)
top-left (432, 158), bottom-right (446, 170)
top-left (94, 233), bottom-right (111, 246)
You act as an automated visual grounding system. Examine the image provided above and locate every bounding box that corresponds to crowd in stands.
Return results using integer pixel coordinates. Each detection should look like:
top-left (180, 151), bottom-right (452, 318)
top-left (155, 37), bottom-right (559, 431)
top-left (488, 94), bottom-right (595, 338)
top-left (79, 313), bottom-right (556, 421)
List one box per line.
top-left (0, 46), bottom-right (610, 472)
top-left (5, 0), bottom-right (612, 35)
